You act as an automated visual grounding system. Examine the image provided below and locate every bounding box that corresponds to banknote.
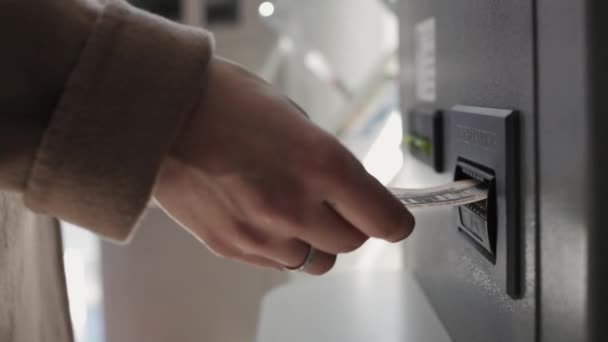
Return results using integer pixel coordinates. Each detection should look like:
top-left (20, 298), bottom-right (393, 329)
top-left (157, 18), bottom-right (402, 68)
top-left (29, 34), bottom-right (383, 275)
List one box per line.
top-left (389, 179), bottom-right (488, 209)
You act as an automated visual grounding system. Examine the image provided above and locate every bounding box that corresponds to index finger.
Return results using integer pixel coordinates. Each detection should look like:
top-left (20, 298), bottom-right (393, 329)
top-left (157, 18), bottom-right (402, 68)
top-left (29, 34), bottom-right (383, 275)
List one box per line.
top-left (324, 160), bottom-right (415, 242)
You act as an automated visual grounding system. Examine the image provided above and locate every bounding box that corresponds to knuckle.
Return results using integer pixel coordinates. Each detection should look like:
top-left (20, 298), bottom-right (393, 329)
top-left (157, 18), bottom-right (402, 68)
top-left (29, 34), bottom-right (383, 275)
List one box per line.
top-left (232, 221), bottom-right (272, 252)
top-left (297, 135), bottom-right (347, 174)
top-left (318, 145), bottom-right (349, 173)
top-left (319, 150), bottom-right (361, 184)
top-left (252, 195), bottom-right (309, 232)
top-left (284, 212), bottom-right (320, 239)
top-left (248, 194), bottom-right (283, 224)
top-left (302, 132), bottom-right (333, 152)
top-left (281, 207), bottom-right (309, 232)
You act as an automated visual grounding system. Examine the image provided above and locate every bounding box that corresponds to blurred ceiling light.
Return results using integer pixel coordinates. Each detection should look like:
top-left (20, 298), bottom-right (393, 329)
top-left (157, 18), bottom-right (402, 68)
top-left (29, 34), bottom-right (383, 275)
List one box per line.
top-left (304, 50), bottom-right (333, 82)
top-left (258, 1), bottom-right (275, 17)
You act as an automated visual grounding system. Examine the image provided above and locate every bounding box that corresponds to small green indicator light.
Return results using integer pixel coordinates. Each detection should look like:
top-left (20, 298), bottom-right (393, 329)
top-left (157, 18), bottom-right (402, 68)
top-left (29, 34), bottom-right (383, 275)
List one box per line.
top-left (405, 135), bottom-right (432, 155)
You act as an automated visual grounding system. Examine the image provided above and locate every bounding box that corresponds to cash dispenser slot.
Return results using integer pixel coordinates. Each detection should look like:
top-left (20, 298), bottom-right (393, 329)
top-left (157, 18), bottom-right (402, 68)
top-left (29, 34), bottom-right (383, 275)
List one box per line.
top-left (447, 105), bottom-right (520, 298)
top-left (454, 159), bottom-right (497, 263)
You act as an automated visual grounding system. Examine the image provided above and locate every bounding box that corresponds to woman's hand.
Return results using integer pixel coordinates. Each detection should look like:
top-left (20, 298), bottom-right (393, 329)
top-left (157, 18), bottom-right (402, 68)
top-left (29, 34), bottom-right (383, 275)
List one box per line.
top-left (154, 57), bottom-right (415, 275)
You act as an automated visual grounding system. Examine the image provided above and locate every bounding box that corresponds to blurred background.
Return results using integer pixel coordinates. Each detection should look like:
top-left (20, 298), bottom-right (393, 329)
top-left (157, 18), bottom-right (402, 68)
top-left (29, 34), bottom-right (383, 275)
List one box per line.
top-left (61, 1), bottom-right (440, 341)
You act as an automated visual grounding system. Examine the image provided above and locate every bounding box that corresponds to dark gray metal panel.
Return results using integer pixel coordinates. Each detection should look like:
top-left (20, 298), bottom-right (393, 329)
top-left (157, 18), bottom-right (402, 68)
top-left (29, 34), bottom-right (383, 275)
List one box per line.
top-left (398, 1), bottom-right (536, 341)
top-left (588, 1), bottom-right (608, 340)
top-left (536, 1), bottom-right (590, 342)
top-left (538, 0), bottom-right (608, 341)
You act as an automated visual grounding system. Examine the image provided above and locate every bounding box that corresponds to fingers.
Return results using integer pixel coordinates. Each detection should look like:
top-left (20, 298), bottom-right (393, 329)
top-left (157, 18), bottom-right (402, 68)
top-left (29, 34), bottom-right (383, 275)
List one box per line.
top-left (231, 245), bottom-right (336, 276)
top-left (323, 158), bottom-right (415, 242)
top-left (301, 249), bottom-right (336, 275)
top-left (227, 223), bottom-right (341, 276)
top-left (232, 228), bottom-right (312, 268)
top-left (231, 254), bottom-right (285, 270)
top-left (294, 136), bottom-right (415, 243)
top-left (228, 178), bottom-right (369, 255)
top-left (227, 206), bottom-right (354, 275)
top-left (296, 203), bottom-right (368, 254)
top-left (234, 231), bottom-right (339, 275)
top-left (201, 234), bottom-right (287, 270)
top-left (202, 229), bottom-right (336, 275)
top-left (159, 171), bottom-right (339, 274)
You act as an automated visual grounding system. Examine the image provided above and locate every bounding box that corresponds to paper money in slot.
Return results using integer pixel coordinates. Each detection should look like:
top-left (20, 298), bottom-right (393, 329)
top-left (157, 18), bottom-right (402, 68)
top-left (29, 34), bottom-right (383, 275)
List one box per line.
top-left (454, 159), bottom-right (497, 262)
top-left (389, 179), bottom-right (488, 209)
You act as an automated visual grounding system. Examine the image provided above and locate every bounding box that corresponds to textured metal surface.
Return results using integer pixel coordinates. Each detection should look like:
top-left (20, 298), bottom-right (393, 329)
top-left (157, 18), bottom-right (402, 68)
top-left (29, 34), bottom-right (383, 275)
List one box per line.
top-left (536, 2), bottom-right (588, 341)
top-left (537, 1), bottom-right (608, 341)
top-left (397, 1), bottom-right (536, 341)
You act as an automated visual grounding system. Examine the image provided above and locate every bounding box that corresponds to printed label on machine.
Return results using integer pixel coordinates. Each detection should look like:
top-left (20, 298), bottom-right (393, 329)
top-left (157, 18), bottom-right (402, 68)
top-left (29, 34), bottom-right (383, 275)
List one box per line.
top-left (390, 179), bottom-right (488, 209)
top-left (415, 17), bottom-right (437, 102)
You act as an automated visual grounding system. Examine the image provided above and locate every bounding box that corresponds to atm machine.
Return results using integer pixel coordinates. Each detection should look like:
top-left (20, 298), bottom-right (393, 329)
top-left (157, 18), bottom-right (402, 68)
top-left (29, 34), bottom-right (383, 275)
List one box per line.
top-left (397, 1), bottom-right (608, 341)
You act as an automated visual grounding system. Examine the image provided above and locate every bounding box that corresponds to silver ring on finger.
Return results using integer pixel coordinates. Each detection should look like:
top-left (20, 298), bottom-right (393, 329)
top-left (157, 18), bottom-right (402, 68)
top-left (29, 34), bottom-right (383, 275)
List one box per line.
top-left (284, 245), bottom-right (316, 272)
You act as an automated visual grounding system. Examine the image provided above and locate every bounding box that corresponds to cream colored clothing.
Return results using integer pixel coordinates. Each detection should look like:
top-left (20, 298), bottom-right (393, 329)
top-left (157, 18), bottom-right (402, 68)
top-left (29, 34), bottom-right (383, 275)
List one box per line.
top-left (0, 1), bottom-right (214, 340)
